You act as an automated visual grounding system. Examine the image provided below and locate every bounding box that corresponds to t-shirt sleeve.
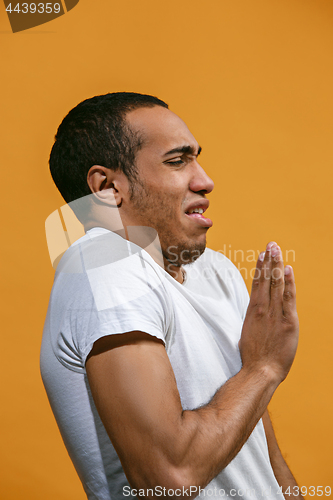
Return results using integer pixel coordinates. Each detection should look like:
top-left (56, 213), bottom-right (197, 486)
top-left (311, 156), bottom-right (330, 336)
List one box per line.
top-left (77, 251), bottom-right (171, 365)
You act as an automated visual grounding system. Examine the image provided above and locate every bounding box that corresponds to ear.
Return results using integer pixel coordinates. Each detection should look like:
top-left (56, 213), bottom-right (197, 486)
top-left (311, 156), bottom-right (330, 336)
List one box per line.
top-left (87, 165), bottom-right (127, 207)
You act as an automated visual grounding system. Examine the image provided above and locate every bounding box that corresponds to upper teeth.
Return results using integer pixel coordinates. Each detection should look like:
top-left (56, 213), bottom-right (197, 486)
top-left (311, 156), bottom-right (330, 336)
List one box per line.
top-left (188, 208), bottom-right (204, 214)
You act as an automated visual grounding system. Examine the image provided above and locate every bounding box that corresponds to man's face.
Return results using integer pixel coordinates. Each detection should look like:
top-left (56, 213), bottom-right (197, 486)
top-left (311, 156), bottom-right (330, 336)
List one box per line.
top-left (122, 106), bottom-right (214, 268)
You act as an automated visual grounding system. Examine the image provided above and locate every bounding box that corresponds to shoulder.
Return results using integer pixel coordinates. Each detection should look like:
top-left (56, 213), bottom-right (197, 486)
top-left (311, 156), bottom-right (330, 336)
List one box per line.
top-left (47, 228), bottom-right (172, 369)
top-left (51, 228), bottom-right (171, 322)
top-left (57, 227), bottom-right (165, 281)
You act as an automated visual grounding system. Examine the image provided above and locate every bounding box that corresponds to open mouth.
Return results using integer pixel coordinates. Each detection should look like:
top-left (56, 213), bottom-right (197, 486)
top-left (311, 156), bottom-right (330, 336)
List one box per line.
top-left (185, 207), bottom-right (213, 227)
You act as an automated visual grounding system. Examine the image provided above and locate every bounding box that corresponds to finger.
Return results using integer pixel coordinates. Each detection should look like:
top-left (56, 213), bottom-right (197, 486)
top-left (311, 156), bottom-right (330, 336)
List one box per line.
top-left (283, 265), bottom-right (297, 317)
top-left (250, 250), bottom-right (265, 298)
top-left (269, 245), bottom-right (285, 307)
top-left (258, 241), bottom-right (277, 297)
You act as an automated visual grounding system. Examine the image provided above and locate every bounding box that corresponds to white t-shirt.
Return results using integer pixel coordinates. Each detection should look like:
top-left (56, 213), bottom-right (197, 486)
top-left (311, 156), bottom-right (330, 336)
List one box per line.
top-left (41, 228), bottom-right (282, 500)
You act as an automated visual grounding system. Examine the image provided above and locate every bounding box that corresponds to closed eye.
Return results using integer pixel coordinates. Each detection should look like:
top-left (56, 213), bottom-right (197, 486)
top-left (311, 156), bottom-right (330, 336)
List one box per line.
top-left (165, 159), bottom-right (184, 165)
top-left (164, 154), bottom-right (196, 166)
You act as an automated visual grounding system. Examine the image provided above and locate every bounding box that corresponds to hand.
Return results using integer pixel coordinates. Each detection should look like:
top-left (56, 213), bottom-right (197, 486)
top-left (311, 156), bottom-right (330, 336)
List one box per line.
top-left (239, 242), bottom-right (299, 384)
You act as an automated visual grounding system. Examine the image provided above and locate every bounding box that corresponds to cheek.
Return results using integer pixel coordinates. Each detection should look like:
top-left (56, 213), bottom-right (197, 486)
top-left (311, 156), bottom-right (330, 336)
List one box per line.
top-left (155, 191), bottom-right (184, 211)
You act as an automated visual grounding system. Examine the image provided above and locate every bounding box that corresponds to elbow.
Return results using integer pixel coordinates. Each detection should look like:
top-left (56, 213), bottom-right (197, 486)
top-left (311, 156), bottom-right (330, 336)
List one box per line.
top-left (165, 466), bottom-right (202, 498)
top-left (127, 462), bottom-right (202, 500)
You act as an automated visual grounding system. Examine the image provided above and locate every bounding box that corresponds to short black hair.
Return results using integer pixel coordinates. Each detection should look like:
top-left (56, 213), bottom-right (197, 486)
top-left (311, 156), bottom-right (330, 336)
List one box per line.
top-left (49, 92), bottom-right (168, 203)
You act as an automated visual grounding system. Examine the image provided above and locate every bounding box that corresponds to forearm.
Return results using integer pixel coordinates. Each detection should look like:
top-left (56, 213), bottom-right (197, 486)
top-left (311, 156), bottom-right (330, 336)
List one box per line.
top-left (157, 365), bottom-right (280, 492)
top-left (270, 459), bottom-right (303, 500)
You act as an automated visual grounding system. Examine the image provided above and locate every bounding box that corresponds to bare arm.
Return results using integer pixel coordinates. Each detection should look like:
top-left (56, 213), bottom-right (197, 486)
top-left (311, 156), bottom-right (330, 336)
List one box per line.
top-left (86, 242), bottom-right (299, 496)
top-left (263, 410), bottom-right (303, 499)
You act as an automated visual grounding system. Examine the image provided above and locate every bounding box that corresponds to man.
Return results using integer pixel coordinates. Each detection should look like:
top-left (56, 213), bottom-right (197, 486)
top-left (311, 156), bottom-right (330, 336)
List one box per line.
top-left (41, 92), bottom-right (301, 500)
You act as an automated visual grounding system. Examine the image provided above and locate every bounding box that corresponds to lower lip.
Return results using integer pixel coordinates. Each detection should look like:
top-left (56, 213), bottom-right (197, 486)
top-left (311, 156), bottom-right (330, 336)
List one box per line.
top-left (185, 213), bottom-right (213, 227)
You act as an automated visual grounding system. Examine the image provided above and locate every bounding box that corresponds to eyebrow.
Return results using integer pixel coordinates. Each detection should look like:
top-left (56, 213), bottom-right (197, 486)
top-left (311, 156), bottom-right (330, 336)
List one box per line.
top-left (163, 145), bottom-right (202, 157)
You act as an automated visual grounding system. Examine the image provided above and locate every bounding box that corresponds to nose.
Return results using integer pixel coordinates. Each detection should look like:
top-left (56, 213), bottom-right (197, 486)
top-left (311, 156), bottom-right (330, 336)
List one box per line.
top-left (189, 161), bottom-right (214, 194)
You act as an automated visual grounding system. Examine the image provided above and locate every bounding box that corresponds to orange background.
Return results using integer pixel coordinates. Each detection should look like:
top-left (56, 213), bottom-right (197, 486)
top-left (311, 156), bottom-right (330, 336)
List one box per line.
top-left (1, 0), bottom-right (332, 498)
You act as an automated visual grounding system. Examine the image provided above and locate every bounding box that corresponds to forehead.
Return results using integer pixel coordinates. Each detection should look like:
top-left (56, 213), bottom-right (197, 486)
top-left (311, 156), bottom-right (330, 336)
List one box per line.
top-left (125, 106), bottom-right (198, 154)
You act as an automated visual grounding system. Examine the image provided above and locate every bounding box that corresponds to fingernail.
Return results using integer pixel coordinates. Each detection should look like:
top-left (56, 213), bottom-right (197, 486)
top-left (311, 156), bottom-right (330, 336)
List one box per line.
top-left (266, 242), bottom-right (276, 251)
top-left (271, 245), bottom-right (280, 258)
top-left (259, 252), bottom-right (265, 262)
top-left (284, 265), bottom-right (292, 275)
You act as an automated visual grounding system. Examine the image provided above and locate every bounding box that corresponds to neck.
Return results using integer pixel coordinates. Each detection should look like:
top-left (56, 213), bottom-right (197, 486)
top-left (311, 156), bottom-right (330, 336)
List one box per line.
top-left (84, 202), bottom-right (187, 283)
top-left (163, 259), bottom-right (185, 284)
top-left (85, 219), bottom-right (184, 283)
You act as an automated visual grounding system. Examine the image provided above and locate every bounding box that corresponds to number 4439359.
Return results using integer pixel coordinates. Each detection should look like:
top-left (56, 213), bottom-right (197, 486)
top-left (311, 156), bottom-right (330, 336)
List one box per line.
top-left (277, 486), bottom-right (331, 497)
top-left (6, 3), bottom-right (61, 14)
